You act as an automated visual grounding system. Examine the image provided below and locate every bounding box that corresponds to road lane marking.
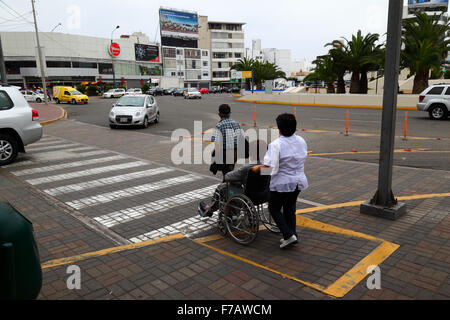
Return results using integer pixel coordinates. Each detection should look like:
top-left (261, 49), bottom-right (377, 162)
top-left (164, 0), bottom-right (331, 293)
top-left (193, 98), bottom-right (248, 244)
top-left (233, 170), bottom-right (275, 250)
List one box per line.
top-left (11, 155), bottom-right (126, 176)
top-left (25, 161), bottom-right (147, 185)
top-left (44, 167), bottom-right (175, 196)
top-left (97, 185), bottom-right (218, 229)
top-left (31, 146), bottom-right (95, 155)
top-left (66, 174), bottom-right (203, 210)
top-left (41, 233), bottom-right (185, 269)
top-left (26, 143), bottom-right (79, 152)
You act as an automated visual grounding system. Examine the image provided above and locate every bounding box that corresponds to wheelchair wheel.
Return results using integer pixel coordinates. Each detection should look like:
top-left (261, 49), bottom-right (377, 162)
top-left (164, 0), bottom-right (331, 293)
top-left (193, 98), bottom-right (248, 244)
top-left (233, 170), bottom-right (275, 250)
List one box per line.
top-left (217, 211), bottom-right (228, 236)
top-left (258, 205), bottom-right (281, 234)
top-left (224, 195), bottom-right (259, 245)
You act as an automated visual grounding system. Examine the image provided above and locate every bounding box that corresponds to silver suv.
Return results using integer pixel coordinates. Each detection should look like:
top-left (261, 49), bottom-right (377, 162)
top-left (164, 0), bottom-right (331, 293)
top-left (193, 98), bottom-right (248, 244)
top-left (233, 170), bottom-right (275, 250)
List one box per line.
top-left (417, 84), bottom-right (450, 120)
top-left (0, 85), bottom-right (43, 166)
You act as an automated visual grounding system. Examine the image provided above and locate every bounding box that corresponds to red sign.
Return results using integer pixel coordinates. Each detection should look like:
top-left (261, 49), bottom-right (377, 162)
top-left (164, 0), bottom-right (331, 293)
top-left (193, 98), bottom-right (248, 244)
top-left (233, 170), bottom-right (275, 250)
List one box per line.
top-left (140, 80), bottom-right (144, 86)
top-left (120, 78), bottom-right (125, 85)
top-left (98, 77), bottom-right (103, 83)
top-left (109, 42), bottom-right (121, 57)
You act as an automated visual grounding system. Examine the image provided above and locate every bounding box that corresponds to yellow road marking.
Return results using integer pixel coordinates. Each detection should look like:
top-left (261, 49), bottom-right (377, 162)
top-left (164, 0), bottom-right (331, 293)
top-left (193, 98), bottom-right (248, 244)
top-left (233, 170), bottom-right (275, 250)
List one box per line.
top-left (192, 238), bottom-right (326, 292)
top-left (40, 106), bottom-right (68, 126)
top-left (41, 233), bottom-right (185, 269)
top-left (309, 148), bottom-right (434, 157)
top-left (323, 241), bottom-right (399, 298)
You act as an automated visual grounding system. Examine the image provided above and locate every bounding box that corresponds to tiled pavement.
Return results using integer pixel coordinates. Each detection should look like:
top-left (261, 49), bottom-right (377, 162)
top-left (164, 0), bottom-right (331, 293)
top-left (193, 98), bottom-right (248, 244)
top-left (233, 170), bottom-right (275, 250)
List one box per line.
top-left (0, 119), bottom-right (449, 300)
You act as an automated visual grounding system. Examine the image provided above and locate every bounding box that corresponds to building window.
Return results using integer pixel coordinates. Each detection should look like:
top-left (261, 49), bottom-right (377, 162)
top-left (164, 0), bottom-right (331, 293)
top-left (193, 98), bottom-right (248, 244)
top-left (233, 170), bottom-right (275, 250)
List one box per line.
top-left (203, 61), bottom-right (208, 67)
top-left (140, 65), bottom-right (161, 76)
top-left (213, 71), bottom-right (229, 78)
top-left (99, 63), bottom-right (113, 74)
top-left (213, 52), bottom-right (227, 59)
top-left (163, 47), bottom-right (176, 58)
top-left (235, 53), bottom-right (242, 58)
top-left (211, 32), bottom-right (229, 39)
top-left (202, 51), bottom-right (208, 57)
top-left (203, 72), bottom-right (209, 77)
top-left (209, 23), bottom-right (222, 30)
top-left (72, 62), bottom-right (97, 68)
top-left (47, 61), bottom-right (71, 68)
top-left (177, 49), bottom-right (183, 55)
top-left (163, 59), bottom-right (176, 69)
top-left (184, 49), bottom-right (201, 59)
top-left (5, 61), bottom-right (36, 74)
top-left (171, 72), bottom-right (176, 76)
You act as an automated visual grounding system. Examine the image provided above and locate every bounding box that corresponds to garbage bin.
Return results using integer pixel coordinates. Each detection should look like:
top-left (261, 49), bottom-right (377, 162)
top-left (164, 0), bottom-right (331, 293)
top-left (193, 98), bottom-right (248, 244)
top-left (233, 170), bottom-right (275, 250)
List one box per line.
top-left (0, 202), bottom-right (42, 300)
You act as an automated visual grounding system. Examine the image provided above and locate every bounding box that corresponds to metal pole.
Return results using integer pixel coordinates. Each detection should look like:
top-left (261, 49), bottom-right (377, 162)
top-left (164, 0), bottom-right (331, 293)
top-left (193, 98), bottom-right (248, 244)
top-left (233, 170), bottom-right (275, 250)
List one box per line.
top-left (0, 36), bottom-right (7, 84)
top-left (361, 0), bottom-right (406, 220)
top-left (111, 26), bottom-right (119, 89)
top-left (31, 0), bottom-right (48, 104)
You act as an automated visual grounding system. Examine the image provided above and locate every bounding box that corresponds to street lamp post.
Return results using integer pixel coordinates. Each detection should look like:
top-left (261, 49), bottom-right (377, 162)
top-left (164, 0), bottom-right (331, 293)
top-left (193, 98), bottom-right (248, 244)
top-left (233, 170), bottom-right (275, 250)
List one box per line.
top-left (111, 26), bottom-right (120, 88)
top-left (51, 23), bottom-right (62, 32)
top-left (360, 0), bottom-right (406, 220)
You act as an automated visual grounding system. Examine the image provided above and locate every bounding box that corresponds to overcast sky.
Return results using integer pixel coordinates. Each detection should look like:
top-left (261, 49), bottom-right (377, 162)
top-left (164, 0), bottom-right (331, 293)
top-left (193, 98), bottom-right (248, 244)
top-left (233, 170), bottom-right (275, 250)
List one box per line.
top-left (0, 0), bottom-right (430, 61)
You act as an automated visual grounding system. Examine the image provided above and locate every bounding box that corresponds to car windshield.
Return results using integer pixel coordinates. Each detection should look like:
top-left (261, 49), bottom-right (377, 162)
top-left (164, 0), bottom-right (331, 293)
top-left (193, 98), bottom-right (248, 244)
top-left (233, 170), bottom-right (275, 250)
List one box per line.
top-left (116, 96), bottom-right (145, 107)
top-left (71, 91), bottom-right (82, 95)
top-left (106, 89), bottom-right (114, 93)
top-left (188, 88), bottom-right (197, 92)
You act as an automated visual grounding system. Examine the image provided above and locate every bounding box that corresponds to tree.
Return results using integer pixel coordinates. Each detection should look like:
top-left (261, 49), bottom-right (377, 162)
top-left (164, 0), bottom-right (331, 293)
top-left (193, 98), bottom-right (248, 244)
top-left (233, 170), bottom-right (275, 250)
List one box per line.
top-left (325, 41), bottom-right (347, 94)
top-left (231, 58), bottom-right (286, 90)
top-left (306, 55), bottom-right (337, 93)
top-left (402, 12), bottom-right (450, 94)
top-left (335, 30), bottom-right (381, 94)
top-left (230, 57), bottom-right (255, 90)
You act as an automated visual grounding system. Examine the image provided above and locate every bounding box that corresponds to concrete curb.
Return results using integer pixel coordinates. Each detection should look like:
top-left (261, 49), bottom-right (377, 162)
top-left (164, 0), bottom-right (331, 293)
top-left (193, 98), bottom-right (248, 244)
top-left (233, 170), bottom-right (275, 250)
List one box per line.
top-left (40, 105), bottom-right (68, 126)
top-left (236, 98), bottom-right (418, 111)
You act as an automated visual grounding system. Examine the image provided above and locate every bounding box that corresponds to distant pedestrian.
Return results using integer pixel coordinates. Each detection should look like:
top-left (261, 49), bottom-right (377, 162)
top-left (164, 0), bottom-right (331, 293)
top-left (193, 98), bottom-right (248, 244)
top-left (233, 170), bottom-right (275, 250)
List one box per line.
top-left (252, 113), bottom-right (308, 249)
top-left (209, 104), bottom-right (244, 181)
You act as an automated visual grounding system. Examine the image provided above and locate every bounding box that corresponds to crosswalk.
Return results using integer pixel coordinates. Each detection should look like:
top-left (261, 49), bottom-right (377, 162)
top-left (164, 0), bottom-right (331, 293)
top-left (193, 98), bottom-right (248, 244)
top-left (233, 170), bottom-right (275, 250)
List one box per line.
top-left (3, 135), bottom-right (221, 244)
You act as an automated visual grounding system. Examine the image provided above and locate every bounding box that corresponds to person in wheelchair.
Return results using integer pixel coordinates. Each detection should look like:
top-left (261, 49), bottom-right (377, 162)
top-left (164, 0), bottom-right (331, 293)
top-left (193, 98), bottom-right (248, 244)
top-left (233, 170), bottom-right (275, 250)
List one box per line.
top-left (198, 140), bottom-right (267, 218)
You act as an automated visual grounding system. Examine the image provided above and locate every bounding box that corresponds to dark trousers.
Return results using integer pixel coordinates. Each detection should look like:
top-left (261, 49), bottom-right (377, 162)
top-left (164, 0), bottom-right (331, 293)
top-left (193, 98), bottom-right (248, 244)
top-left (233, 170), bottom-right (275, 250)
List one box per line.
top-left (269, 188), bottom-right (300, 240)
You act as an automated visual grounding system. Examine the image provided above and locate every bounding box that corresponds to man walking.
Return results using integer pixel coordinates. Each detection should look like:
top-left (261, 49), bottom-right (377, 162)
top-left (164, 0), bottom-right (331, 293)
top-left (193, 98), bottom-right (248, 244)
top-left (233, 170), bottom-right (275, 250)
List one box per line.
top-left (210, 104), bottom-right (243, 181)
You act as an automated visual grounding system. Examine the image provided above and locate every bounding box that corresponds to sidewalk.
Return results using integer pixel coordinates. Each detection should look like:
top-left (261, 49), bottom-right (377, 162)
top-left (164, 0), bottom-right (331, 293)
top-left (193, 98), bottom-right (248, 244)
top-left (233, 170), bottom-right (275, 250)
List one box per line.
top-left (30, 103), bottom-right (67, 125)
top-left (0, 119), bottom-right (449, 300)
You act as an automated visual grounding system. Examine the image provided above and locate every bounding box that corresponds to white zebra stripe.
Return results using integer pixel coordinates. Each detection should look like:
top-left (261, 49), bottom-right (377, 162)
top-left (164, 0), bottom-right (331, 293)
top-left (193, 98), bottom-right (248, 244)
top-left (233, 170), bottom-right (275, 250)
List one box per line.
top-left (44, 167), bottom-right (175, 196)
top-left (12, 155), bottom-right (126, 176)
top-left (26, 143), bottom-right (79, 152)
top-left (31, 146), bottom-right (98, 155)
top-left (66, 174), bottom-right (203, 210)
top-left (26, 161), bottom-right (147, 185)
top-left (94, 184), bottom-right (218, 228)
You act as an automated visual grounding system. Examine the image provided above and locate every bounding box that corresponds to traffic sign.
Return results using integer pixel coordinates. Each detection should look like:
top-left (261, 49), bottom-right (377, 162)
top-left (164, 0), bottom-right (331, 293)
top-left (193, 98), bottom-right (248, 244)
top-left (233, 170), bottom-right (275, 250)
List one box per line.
top-left (109, 42), bottom-right (121, 57)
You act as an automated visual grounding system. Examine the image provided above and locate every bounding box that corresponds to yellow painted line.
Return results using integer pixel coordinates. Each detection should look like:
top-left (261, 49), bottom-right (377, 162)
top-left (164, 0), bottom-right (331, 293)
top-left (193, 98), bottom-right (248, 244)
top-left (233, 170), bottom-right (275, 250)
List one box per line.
top-left (323, 241), bottom-right (400, 298)
top-left (41, 233), bottom-right (185, 269)
top-left (398, 192), bottom-right (450, 201)
top-left (40, 106), bottom-right (67, 126)
top-left (309, 148), bottom-right (433, 157)
top-left (192, 238), bottom-right (326, 292)
top-left (237, 99), bottom-right (417, 111)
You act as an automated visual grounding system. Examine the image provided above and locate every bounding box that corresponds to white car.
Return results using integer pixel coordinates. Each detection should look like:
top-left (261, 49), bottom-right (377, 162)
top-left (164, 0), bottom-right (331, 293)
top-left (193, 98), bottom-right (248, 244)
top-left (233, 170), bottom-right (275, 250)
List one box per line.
top-left (125, 88), bottom-right (143, 96)
top-left (184, 88), bottom-right (202, 99)
top-left (20, 90), bottom-right (45, 103)
top-left (417, 84), bottom-right (450, 120)
top-left (109, 95), bottom-right (160, 129)
top-left (0, 85), bottom-right (43, 165)
top-left (103, 88), bottom-right (126, 98)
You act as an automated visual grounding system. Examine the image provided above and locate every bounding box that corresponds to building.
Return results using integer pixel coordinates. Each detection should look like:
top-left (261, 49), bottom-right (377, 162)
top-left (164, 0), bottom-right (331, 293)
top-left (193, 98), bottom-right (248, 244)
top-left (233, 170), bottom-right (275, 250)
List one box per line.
top-left (198, 18), bottom-right (246, 85)
top-left (0, 31), bottom-right (162, 89)
top-left (161, 46), bottom-right (211, 88)
top-left (245, 39), bottom-right (264, 62)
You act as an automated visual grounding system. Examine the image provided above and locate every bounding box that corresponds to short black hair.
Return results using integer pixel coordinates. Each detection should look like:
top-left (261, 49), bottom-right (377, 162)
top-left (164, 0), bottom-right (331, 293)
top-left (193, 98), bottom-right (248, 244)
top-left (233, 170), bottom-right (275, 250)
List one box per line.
top-left (276, 113), bottom-right (297, 137)
top-left (219, 104), bottom-right (231, 117)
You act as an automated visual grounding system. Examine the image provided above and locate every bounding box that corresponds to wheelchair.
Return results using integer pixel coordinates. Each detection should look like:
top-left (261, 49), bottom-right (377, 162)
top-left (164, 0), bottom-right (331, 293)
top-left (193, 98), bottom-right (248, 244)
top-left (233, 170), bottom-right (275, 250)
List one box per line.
top-left (215, 170), bottom-right (280, 245)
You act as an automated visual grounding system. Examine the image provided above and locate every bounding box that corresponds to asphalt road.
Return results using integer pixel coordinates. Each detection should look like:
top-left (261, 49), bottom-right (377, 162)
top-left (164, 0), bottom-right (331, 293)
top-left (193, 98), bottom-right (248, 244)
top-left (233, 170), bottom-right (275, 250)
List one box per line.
top-left (61, 94), bottom-right (450, 171)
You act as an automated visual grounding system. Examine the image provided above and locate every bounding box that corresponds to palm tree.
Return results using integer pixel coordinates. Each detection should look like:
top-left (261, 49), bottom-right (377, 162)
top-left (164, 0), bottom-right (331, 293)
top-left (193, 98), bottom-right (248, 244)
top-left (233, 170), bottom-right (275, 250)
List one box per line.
top-left (402, 12), bottom-right (450, 94)
top-left (306, 55), bottom-right (337, 93)
top-left (336, 30), bottom-right (381, 94)
top-left (252, 61), bottom-right (286, 90)
top-left (230, 57), bottom-right (255, 90)
top-left (325, 41), bottom-right (347, 94)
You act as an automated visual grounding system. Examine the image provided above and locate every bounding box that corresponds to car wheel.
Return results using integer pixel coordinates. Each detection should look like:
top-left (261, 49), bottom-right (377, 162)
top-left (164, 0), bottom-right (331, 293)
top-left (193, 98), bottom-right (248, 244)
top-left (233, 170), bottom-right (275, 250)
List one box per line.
top-left (71, 99), bottom-right (76, 105)
top-left (36, 98), bottom-right (42, 103)
top-left (154, 112), bottom-right (160, 124)
top-left (143, 117), bottom-right (149, 128)
top-left (55, 98), bottom-right (60, 104)
top-left (429, 104), bottom-right (448, 120)
top-left (109, 124), bottom-right (117, 129)
top-left (0, 134), bottom-right (19, 166)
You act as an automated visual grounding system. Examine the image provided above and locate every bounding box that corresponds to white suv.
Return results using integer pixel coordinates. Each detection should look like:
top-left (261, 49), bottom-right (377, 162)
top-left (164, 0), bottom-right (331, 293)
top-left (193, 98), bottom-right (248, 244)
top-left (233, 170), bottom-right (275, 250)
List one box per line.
top-left (103, 88), bottom-right (126, 98)
top-left (0, 85), bottom-right (43, 166)
top-left (20, 90), bottom-right (45, 103)
top-left (184, 88), bottom-right (202, 99)
top-left (417, 84), bottom-right (450, 120)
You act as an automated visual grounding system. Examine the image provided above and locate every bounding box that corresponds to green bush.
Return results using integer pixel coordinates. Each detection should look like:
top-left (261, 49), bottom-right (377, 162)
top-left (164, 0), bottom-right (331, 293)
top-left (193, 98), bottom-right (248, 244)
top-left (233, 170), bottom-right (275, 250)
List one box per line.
top-left (76, 84), bottom-right (86, 93)
top-left (86, 85), bottom-right (98, 96)
top-left (444, 70), bottom-right (450, 79)
top-left (141, 83), bottom-right (150, 93)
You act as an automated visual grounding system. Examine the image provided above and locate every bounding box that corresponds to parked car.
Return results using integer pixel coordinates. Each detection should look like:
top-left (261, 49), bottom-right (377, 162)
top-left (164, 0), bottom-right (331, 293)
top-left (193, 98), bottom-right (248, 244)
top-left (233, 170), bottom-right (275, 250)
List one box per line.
top-left (172, 88), bottom-right (186, 96)
top-left (125, 88), bottom-right (143, 96)
top-left (147, 87), bottom-right (163, 96)
top-left (184, 88), bottom-right (202, 99)
top-left (224, 86), bottom-right (241, 93)
top-left (53, 86), bottom-right (89, 104)
top-left (0, 85), bottom-right (43, 166)
top-left (417, 84), bottom-right (450, 120)
top-left (103, 88), bottom-right (126, 99)
top-left (199, 88), bottom-right (209, 94)
top-left (20, 90), bottom-right (45, 103)
top-left (210, 86), bottom-right (221, 94)
top-left (109, 95), bottom-right (160, 129)
top-left (163, 88), bottom-right (176, 95)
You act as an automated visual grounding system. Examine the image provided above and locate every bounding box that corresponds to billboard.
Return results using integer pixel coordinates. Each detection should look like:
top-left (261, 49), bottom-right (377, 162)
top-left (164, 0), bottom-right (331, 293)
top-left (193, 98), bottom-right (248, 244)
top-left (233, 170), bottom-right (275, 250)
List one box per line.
top-left (408, 0), bottom-right (448, 7)
top-left (159, 8), bottom-right (198, 48)
top-left (135, 44), bottom-right (160, 63)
